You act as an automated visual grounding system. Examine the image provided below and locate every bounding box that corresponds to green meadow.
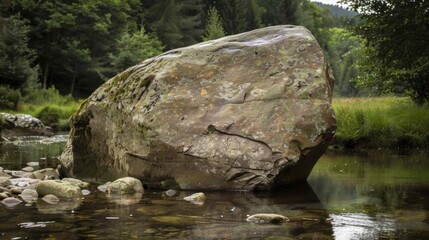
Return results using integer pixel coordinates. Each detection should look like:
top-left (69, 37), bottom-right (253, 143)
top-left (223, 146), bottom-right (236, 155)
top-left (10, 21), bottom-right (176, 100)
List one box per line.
top-left (333, 97), bottom-right (429, 149)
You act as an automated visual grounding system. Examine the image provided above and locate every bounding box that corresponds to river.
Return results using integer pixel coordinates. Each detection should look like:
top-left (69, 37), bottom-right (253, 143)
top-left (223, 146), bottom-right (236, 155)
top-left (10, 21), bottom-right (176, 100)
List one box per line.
top-left (0, 136), bottom-right (428, 239)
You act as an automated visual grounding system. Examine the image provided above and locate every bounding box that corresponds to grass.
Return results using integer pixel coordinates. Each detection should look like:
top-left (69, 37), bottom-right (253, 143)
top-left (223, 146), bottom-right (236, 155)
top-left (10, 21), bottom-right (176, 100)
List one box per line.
top-left (0, 87), bottom-right (81, 131)
top-left (333, 97), bottom-right (429, 149)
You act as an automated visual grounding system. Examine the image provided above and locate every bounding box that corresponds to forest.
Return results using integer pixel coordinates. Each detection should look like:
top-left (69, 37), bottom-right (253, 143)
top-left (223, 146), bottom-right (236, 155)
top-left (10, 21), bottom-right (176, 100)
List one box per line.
top-left (0, 0), bottom-right (359, 99)
top-left (1, 0), bottom-right (428, 148)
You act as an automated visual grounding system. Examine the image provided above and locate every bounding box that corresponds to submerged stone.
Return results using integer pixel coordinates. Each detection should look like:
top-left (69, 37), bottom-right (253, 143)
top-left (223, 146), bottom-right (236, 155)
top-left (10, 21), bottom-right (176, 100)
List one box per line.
top-left (60, 25), bottom-right (336, 190)
top-left (246, 213), bottom-right (289, 224)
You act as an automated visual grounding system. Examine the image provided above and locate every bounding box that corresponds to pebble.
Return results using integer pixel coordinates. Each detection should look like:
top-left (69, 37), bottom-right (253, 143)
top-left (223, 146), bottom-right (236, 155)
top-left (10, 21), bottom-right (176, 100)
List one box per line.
top-left (0, 192), bottom-right (11, 199)
top-left (21, 167), bottom-right (34, 172)
top-left (246, 213), bottom-right (289, 224)
top-left (42, 194), bottom-right (60, 204)
top-left (165, 189), bottom-right (177, 197)
top-left (1, 197), bottom-right (22, 208)
top-left (81, 189), bottom-right (91, 196)
top-left (11, 187), bottom-right (22, 194)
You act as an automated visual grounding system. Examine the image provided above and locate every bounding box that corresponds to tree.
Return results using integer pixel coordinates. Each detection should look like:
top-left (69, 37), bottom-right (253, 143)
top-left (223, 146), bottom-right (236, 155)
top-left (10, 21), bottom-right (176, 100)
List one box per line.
top-left (1, 0), bottom-right (142, 96)
top-left (213, 0), bottom-right (263, 34)
top-left (144, 0), bottom-right (204, 50)
top-left (110, 28), bottom-right (164, 73)
top-left (342, 0), bottom-right (429, 103)
top-left (203, 6), bottom-right (225, 41)
top-left (0, 16), bottom-right (38, 92)
top-left (258, 0), bottom-right (301, 25)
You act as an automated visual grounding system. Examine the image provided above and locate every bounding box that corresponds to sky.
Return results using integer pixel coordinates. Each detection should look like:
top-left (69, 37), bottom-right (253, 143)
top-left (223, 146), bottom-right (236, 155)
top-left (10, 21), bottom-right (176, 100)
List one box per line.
top-left (310, 0), bottom-right (342, 6)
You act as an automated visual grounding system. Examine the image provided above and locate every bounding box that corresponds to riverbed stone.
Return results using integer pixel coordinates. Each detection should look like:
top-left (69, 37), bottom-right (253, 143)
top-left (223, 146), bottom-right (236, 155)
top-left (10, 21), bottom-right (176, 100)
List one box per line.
top-left (246, 213), bottom-right (289, 224)
top-left (0, 177), bottom-right (12, 187)
top-left (20, 189), bottom-right (38, 203)
top-left (105, 177), bottom-right (144, 195)
top-left (36, 180), bottom-right (83, 199)
top-left (60, 25), bottom-right (336, 190)
top-left (1, 197), bottom-right (22, 207)
top-left (183, 192), bottom-right (206, 203)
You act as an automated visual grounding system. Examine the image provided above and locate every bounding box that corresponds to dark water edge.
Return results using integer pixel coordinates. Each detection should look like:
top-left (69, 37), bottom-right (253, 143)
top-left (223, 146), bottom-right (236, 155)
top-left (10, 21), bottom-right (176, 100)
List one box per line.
top-left (0, 136), bottom-right (428, 239)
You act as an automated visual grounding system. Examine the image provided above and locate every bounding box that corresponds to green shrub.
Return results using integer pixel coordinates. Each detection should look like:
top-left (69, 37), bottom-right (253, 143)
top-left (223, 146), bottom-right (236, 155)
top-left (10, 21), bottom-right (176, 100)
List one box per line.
top-left (34, 103), bottom-right (79, 130)
top-left (23, 86), bottom-right (75, 106)
top-left (0, 85), bottom-right (21, 110)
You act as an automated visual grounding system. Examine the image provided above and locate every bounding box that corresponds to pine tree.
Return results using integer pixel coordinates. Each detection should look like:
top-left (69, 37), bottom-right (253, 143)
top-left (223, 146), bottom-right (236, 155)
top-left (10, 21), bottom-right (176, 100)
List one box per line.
top-left (0, 16), bottom-right (38, 91)
top-left (203, 6), bottom-right (225, 41)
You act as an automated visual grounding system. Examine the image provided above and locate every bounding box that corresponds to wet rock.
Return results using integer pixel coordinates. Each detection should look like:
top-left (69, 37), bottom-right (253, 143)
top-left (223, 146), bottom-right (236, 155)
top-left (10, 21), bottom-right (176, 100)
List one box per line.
top-left (246, 213), bottom-right (289, 224)
top-left (105, 177), bottom-right (144, 195)
top-left (0, 113), bottom-right (54, 137)
top-left (0, 192), bottom-right (11, 199)
top-left (1, 197), bottom-right (22, 208)
top-left (184, 192), bottom-right (206, 204)
top-left (20, 189), bottom-right (38, 203)
top-left (32, 168), bottom-right (59, 180)
top-left (0, 177), bottom-right (12, 187)
top-left (60, 25), bottom-right (336, 190)
top-left (62, 178), bottom-right (89, 189)
top-left (36, 180), bottom-right (83, 199)
top-left (42, 194), bottom-right (60, 204)
top-left (0, 171), bottom-right (11, 178)
top-left (11, 187), bottom-right (22, 194)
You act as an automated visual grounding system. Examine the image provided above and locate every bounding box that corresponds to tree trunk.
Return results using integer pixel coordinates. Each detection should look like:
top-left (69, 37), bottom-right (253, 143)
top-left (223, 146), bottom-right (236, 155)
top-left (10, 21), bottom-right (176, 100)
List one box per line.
top-left (43, 61), bottom-right (49, 89)
top-left (70, 62), bottom-right (77, 96)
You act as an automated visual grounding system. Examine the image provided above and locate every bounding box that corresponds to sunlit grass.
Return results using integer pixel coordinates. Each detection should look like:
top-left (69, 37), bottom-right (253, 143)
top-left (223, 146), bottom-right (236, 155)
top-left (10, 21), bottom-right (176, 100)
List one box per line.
top-left (333, 97), bottom-right (429, 148)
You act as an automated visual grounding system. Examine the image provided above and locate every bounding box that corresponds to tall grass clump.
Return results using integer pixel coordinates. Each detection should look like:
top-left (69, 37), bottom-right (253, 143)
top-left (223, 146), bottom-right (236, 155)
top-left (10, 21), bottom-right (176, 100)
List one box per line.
top-left (0, 87), bottom-right (80, 131)
top-left (333, 97), bottom-right (429, 149)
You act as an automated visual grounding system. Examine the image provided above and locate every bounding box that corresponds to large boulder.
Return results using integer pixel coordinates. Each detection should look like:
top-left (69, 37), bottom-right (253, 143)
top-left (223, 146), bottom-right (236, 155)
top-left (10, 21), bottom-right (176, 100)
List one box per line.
top-left (60, 25), bottom-right (336, 191)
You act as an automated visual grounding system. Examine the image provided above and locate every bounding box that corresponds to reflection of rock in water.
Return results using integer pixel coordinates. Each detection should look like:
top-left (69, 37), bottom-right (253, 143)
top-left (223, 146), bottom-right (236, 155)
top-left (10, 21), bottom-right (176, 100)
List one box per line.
top-left (105, 192), bottom-right (143, 205)
top-left (36, 198), bottom-right (82, 214)
top-left (181, 182), bottom-right (334, 239)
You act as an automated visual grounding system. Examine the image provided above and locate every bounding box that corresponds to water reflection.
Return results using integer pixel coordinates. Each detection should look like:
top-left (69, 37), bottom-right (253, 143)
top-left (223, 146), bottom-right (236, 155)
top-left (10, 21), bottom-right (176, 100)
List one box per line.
top-left (1, 137), bottom-right (429, 239)
top-left (308, 150), bottom-right (429, 240)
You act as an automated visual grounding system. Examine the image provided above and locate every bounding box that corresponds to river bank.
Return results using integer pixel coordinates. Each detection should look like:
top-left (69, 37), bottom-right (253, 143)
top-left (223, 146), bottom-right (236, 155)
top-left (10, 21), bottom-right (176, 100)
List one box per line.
top-left (332, 97), bottom-right (429, 149)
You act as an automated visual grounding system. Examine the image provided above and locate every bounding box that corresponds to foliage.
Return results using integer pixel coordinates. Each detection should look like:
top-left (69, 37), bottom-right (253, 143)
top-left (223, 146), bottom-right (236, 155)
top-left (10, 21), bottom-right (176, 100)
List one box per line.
top-left (326, 28), bottom-right (360, 97)
top-left (110, 28), bottom-right (164, 73)
top-left (341, 0), bottom-right (429, 104)
top-left (0, 15), bottom-right (38, 92)
top-left (258, 0), bottom-right (301, 25)
top-left (333, 97), bottom-right (429, 148)
top-left (203, 6), bottom-right (225, 41)
top-left (1, 0), bottom-right (142, 96)
top-left (0, 85), bottom-right (21, 110)
top-left (144, 0), bottom-right (204, 50)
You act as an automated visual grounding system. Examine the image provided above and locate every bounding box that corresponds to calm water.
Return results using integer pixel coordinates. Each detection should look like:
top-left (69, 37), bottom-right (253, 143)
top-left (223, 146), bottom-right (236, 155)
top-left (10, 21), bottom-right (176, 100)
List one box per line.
top-left (0, 137), bottom-right (428, 239)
